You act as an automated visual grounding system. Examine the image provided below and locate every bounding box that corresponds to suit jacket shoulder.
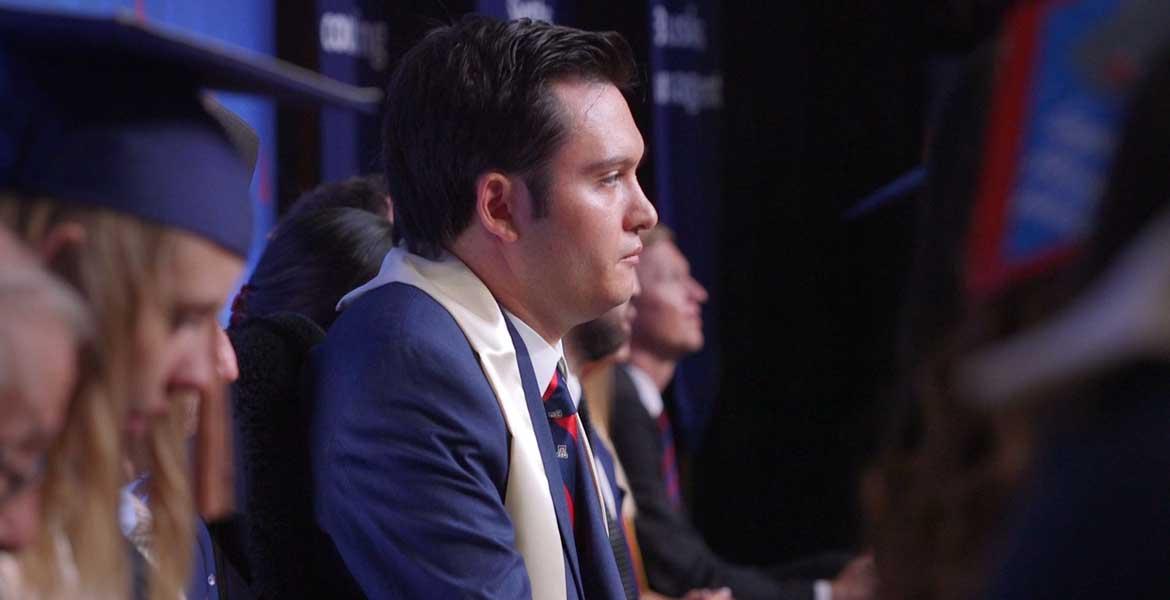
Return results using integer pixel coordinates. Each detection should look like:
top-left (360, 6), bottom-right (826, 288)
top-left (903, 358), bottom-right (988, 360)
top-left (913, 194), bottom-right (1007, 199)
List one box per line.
top-left (310, 282), bottom-right (530, 599)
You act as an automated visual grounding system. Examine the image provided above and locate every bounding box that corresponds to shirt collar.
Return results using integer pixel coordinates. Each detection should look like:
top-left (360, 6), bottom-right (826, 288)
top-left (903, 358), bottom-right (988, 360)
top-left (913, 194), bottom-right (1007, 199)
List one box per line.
top-left (566, 370), bottom-right (583, 404)
top-left (502, 310), bottom-right (570, 404)
top-left (625, 363), bottom-right (664, 418)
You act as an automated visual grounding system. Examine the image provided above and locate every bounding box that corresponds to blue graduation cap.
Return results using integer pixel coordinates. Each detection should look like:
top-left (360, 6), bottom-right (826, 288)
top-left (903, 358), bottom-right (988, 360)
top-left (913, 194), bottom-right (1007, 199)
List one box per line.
top-left (0, 6), bottom-right (382, 258)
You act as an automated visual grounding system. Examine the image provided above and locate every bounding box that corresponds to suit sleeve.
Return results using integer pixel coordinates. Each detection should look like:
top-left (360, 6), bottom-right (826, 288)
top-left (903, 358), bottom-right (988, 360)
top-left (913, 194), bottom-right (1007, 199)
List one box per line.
top-left (311, 301), bottom-right (532, 599)
top-left (609, 369), bottom-right (812, 600)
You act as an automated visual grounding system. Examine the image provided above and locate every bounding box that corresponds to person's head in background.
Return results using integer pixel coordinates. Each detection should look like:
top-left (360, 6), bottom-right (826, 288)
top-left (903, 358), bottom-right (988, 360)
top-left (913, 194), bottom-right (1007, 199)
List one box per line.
top-left (231, 205), bottom-right (395, 332)
top-left (385, 16), bottom-right (656, 341)
top-left (566, 275), bottom-right (640, 374)
top-left (628, 225), bottom-right (708, 383)
top-left (0, 240), bottom-right (93, 552)
top-left (282, 173), bottom-right (391, 224)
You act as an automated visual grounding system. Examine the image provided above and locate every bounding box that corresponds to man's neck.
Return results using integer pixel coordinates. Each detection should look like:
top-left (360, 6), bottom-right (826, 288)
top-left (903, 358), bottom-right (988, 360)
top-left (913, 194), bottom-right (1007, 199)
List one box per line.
top-left (628, 347), bottom-right (677, 392)
top-left (496, 298), bottom-right (564, 346)
top-left (450, 238), bottom-right (565, 345)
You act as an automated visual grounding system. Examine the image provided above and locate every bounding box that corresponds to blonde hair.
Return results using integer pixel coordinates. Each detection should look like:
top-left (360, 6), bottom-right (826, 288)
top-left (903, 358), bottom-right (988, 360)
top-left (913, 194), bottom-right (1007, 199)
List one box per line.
top-left (1, 197), bottom-right (194, 600)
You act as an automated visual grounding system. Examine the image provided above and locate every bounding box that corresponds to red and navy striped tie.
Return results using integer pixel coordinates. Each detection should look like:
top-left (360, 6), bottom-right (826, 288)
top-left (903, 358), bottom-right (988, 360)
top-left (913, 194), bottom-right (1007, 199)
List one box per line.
top-left (544, 358), bottom-right (588, 529)
top-left (657, 411), bottom-right (682, 510)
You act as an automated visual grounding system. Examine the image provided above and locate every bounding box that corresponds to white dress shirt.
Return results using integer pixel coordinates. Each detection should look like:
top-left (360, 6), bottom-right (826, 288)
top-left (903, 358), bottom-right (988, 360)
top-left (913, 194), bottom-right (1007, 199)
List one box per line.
top-left (502, 310), bottom-right (573, 404)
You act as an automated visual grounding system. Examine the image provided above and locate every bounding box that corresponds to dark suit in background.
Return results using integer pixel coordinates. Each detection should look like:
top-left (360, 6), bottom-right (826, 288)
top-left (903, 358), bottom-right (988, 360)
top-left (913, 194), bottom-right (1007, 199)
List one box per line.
top-left (609, 365), bottom-right (821, 600)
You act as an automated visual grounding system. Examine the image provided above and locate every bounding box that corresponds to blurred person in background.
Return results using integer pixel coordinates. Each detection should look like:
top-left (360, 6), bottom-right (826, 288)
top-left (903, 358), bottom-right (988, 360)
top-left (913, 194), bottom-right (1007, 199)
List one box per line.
top-left (230, 181), bottom-right (393, 331)
top-left (565, 288), bottom-right (645, 600)
top-left (225, 182), bottom-right (393, 599)
top-left (566, 289), bottom-right (733, 600)
top-left (612, 225), bottom-right (874, 600)
top-left (279, 173), bottom-right (391, 224)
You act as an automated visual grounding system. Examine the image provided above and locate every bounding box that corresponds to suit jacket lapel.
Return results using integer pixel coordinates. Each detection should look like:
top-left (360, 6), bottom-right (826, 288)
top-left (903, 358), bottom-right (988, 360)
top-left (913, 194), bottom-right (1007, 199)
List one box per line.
top-left (505, 318), bottom-right (585, 596)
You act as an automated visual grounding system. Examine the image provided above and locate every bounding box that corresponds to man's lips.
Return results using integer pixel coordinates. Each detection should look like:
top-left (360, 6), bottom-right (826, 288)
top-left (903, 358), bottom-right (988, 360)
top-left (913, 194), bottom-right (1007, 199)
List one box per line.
top-left (621, 244), bottom-right (643, 262)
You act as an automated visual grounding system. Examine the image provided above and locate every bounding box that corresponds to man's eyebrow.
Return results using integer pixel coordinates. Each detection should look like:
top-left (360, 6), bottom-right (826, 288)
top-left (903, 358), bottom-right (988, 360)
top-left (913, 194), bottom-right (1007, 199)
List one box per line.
top-left (584, 151), bottom-right (647, 173)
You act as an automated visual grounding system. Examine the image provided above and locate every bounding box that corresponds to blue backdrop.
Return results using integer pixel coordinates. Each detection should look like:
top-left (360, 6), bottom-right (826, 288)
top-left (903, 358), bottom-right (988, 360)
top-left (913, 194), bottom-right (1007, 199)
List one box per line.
top-left (648, 0), bottom-right (723, 452)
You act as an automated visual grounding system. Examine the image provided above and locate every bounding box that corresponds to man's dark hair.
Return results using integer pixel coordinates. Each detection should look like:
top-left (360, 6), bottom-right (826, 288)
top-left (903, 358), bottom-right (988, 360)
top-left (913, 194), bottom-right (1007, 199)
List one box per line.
top-left (383, 16), bottom-right (637, 258)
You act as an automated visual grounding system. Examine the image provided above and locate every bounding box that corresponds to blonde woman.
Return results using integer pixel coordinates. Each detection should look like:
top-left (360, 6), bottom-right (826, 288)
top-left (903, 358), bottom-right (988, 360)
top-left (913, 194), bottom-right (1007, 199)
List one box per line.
top-left (0, 7), bottom-right (379, 598)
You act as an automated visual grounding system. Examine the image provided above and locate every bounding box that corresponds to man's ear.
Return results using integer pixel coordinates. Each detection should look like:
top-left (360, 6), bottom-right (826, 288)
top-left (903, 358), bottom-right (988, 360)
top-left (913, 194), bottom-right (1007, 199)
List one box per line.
top-left (38, 222), bottom-right (86, 271)
top-left (474, 171), bottom-right (524, 243)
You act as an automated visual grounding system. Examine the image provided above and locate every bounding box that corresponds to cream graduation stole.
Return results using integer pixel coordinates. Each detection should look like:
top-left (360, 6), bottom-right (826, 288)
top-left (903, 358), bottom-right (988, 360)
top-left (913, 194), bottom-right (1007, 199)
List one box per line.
top-left (339, 247), bottom-right (606, 599)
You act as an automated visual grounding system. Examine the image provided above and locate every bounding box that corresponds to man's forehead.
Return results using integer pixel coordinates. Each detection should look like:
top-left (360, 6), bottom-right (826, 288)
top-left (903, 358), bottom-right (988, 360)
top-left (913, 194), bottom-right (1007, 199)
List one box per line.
top-left (549, 79), bottom-right (636, 132)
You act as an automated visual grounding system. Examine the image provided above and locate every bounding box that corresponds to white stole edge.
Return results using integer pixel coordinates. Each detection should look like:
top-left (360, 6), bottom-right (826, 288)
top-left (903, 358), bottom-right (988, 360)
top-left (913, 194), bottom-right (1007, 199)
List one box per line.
top-left (339, 248), bottom-right (567, 599)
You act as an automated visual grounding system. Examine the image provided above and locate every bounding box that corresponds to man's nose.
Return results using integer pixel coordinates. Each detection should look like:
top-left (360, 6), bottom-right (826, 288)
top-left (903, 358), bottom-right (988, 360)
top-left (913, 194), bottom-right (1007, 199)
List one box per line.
top-left (627, 182), bottom-right (658, 233)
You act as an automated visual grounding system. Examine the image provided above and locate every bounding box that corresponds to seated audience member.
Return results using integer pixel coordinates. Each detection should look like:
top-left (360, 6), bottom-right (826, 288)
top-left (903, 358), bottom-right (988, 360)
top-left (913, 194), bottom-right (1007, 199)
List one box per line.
top-left (231, 205), bottom-right (394, 330)
top-left (566, 293), bottom-right (644, 600)
top-left (611, 225), bottom-right (874, 600)
top-left (312, 15), bottom-right (654, 599)
top-left (567, 292), bottom-right (732, 600)
top-left (0, 238), bottom-right (93, 554)
top-left (280, 174), bottom-right (391, 223)
top-left (226, 202), bottom-right (393, 599)
top-left (0, 7), bottom-right (373, 597)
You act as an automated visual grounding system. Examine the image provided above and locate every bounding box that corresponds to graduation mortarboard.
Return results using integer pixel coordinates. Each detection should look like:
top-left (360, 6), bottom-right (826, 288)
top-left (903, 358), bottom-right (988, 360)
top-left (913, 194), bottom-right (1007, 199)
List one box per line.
top-left (0, 6), bottom-right (382, 258)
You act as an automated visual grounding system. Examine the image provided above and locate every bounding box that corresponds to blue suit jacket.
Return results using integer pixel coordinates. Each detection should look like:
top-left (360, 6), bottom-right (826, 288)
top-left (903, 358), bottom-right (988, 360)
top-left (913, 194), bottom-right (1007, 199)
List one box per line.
top-left (310, 282), bottom-right (625, 599)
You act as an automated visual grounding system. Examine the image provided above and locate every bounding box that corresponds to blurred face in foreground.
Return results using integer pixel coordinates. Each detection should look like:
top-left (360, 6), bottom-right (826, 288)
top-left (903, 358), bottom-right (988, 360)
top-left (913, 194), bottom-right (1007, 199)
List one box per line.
top-left (0, 247), bottom-right (85, 550)
top-left (125, 232), bottom-right (243, 440)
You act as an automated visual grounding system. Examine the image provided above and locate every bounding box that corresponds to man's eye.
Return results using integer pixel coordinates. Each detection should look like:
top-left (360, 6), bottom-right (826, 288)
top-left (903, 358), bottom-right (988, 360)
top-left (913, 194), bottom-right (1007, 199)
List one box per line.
top-left (600, 173), bottom-right (621, 187)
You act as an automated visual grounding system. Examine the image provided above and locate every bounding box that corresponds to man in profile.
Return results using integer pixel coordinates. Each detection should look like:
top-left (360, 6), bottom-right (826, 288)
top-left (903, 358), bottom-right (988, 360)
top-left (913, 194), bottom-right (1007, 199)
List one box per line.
top-left (611, 225), bottom-right (875, 600)
top-left (311, 16), bottom-right (657, 599)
